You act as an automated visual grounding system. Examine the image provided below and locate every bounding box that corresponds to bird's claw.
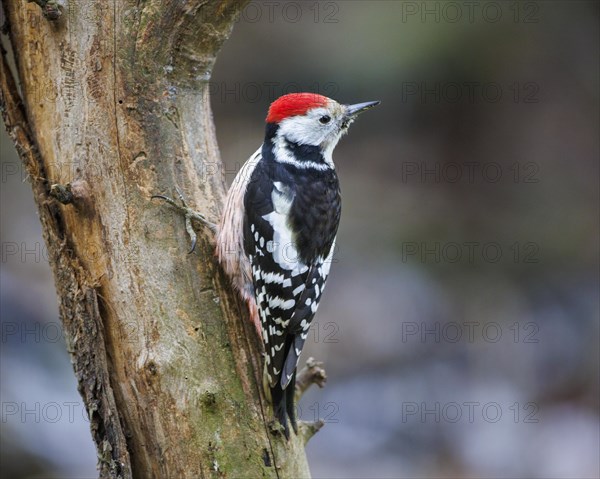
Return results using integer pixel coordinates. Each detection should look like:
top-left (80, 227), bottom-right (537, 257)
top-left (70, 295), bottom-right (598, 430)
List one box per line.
top-left (151, 189), bottom-right (217, 253)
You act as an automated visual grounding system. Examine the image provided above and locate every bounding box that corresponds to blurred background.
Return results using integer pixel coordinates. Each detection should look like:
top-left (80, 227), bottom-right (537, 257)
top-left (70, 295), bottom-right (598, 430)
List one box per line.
top-left (1, 1), bottom-right (598, 478)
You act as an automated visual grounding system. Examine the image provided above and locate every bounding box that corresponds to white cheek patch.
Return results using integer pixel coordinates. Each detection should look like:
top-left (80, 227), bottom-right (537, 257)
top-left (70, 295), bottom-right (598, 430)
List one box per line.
top-left (278, 113), bottom-right (330, 146)
top-left (273, 106), bottom-right (345, 171)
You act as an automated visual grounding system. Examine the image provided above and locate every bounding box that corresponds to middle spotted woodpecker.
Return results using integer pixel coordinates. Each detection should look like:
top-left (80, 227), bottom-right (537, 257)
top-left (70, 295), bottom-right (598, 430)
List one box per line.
top-left (216, 93), bottom-right (379, 438)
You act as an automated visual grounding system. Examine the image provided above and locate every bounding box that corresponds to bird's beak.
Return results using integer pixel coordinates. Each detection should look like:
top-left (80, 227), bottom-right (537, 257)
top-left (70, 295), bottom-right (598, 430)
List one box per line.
top-left (345, 100), bottom-right (381, 117)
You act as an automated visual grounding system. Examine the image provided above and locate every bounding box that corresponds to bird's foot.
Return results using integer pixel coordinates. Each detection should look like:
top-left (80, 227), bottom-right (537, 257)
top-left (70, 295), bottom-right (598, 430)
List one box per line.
top-left (151, 187), bottom-right (217, 253)
top-left (268, 418), bottom-right (288, 438)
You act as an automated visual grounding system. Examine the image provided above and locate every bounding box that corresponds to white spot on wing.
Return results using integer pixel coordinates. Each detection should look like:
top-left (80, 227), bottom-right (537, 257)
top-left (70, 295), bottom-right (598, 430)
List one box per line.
top-left (293, 284), bottom-right (306, 296)
top-left (261, 271), bottom-right (285, 285)
top-left (269, 296), bottom-right (296, 311)
top-left (274, 317), bottom-right (290, 327)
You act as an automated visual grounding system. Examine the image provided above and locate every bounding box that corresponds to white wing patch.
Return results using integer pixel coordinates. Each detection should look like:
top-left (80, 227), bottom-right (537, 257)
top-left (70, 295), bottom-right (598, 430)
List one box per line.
top-left (262, 186), bottom-right (309, 277)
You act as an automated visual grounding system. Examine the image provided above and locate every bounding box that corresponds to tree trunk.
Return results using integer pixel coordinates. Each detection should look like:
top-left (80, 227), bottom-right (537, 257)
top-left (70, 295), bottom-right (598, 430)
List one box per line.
top-left (0, 1), bottom-right (312, 477)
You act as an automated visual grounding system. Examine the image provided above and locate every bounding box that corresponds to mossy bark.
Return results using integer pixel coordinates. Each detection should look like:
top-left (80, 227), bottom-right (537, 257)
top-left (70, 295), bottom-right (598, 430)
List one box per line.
top-left (0, 1), bottom-right (311, 477)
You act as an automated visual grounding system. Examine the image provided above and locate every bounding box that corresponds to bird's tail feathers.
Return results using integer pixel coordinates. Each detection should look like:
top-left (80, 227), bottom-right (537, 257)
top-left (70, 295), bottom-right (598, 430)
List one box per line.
top-left (268, 370), bottom-right (298, 440)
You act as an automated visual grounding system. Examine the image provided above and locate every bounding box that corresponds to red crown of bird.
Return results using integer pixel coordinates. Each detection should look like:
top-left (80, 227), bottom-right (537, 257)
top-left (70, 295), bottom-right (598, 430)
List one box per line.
top-left (266, 93), bottom-right (330, 123)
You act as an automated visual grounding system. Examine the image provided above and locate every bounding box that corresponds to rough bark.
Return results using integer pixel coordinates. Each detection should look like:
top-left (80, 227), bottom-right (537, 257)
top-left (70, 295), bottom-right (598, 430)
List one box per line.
top-left (0, 1), bottom-right (312, 477)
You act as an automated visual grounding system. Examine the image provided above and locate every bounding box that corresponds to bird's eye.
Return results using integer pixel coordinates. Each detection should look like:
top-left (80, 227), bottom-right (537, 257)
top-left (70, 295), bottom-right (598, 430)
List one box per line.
top-left (319, 115), bottom-right (331, 124)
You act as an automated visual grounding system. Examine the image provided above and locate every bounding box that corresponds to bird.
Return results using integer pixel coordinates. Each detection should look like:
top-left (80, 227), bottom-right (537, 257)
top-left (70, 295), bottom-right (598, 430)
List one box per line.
top-left (215, 93), bottom-right (379, 438)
